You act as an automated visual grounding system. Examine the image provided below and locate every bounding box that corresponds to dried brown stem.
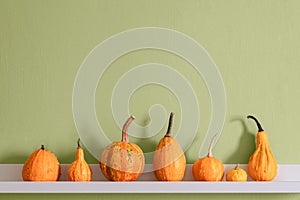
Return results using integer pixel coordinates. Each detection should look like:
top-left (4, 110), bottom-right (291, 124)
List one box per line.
top-left (122, 116), bottom-right (135, 142)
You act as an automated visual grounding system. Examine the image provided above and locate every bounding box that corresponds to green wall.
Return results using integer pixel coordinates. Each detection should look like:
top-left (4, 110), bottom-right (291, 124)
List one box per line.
top-left (1, 0), bottom-right (300, 199)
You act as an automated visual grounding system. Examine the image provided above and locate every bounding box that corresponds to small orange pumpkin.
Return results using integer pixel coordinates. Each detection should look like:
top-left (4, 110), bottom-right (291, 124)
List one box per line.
top-left (247, 115), bottom-right (278, 181)
top-left (68, 139), bottom-right (92, 181)
top-left (99, 116), bottom-right (145, 181)
top-left (226, 164), bottom-right (247, 182)
top-left (22, 145), bottom-right (61, 181)
top-left (192, 135), bottom-right (224, 181)
top-left (153, 112), bottom-right (186, 181)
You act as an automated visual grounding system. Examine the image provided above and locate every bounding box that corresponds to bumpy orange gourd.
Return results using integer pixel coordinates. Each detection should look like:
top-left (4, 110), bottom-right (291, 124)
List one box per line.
top-left (226, 164), bottom-right (247, 182)
top-left (192, 135), bottom-right (224, 181)
top-left (153, 112), bottom-right (186, 181)
top-left (68, 139), bottom-right (92, 181)
top-left (22, 145), bottom-right (61, 181)
top-left (247, 115), bottom-right (278, 181)
top-left (99, 116), bottom-right (145, 181)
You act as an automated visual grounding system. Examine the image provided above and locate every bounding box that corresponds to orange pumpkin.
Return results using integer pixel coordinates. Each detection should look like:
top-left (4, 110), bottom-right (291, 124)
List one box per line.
top-left (192, 135), bottom-right (224, 181)
top-left (247, 115), bottom-right (278, 181)
top-left (22, 145), bottom-right (61, 181)
top-left (153, 112), bottom-right (186, 181)
top-left (68, 139), bottom-right (92, 181)
top-left (226, 164), bottom-right (247, 182)
top-left (99, 116), bottom-right (145, 181)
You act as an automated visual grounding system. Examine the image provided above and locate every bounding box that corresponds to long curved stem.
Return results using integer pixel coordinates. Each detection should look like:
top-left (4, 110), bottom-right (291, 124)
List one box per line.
top-left (247, 115), bottom-right (264, 132)
top-left (122, 116), bottom-right (135, 142)
top-left (207, 134), bottom-right (218, 157)
top-left (165, 112), bottom-right (174, 137)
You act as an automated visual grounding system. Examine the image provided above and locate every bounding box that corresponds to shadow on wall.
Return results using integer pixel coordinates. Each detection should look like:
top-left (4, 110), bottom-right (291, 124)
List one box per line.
top-left (225, 116), bottom-right (256, 164)
top-left (0, 145), bottom-right (98, 164)
top-left (0, 153), bottom-right (28, 164)
top-left (0, 151), bottom-right (76, 165)
top-left (134, 137), bottom-right (159, 164)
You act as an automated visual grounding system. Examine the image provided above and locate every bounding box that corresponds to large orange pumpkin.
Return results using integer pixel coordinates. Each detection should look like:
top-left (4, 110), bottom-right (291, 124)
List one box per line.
top-left (22, 145), bottom-right (61, 181)
top-left (192, 135), bottom-right (224, 181)
top-left (153, 112), bottom-right (186, 181)
top-left (99, 116), bottom-right (145, 181)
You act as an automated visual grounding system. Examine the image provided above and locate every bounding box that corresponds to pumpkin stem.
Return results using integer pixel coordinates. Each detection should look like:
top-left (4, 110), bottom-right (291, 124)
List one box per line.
top-left (207, 134), bottom-right (218, 157)
top-left (247, 115), bottom-right (264, 132)
top-left (235, 164), bottom-right (239, 170)
top-left (165, 112), bottom-right (174, 137)
top-left (41, 145), bottom-right (45, 150)
top-left (122, 115), bottom-right (135, 142)
top-left (77, 138), bottom-right (81, 148)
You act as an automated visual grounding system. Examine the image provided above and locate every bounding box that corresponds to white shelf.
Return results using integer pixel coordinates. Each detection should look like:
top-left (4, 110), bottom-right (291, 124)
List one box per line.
top-left (0, 164), bottom-right (300, 193)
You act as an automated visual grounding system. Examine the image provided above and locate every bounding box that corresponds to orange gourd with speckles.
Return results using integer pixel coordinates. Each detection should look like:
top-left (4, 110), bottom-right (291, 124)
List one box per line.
top-left (192, 135), bottom-right (224, 181)
top-left (153, 112), bottom-right (186, 181)
top-left (99, 116), bottom-right (145, 181)
top-left (68, 139), bottom-right (92, 181)
top-left (247, 115), bottom-right (278, 181)
top-left (22, 145), bottom-right (61, 181)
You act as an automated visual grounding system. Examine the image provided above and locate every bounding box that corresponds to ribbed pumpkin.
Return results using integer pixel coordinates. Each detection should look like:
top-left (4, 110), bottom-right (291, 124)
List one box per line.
top-left (68, 139), bottom-right (92, 181)
top-left (226, 164), bottom-right (247, 182)
top-left (153, 112), bottom-right (186, 181)
top-left (99, 116), bottom-right (145, 181)
top-left (22, 145), bottom-right (61, 181)
top-left (192, 135), bottom-right (224, 181)
top-left (247, 115), bottom-right (278, 181)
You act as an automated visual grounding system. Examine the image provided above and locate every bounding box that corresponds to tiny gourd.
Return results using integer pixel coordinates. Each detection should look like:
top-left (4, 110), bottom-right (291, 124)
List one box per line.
top-left (192, 135), bottom-right (224, 181)
top-left (22, 145), bottom-right (61, 181)
top-left (247, 115), bottom-right (278, 181)
top-left (226, 164), bottom-right (247, 182)
top-left (99, 116), bottom-right (145, 181)
top-left (68, 139), bottom-right (92, 181)
top-left (153, 112), bottom-right (186, 181)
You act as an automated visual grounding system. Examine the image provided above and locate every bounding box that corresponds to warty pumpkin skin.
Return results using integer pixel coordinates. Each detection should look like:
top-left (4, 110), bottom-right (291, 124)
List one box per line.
top-left (226, 164), bottom-right (247, 182)
top-left (247, 115), bottom-right (278, 181)
top-left (22, 145), bottom-right (61, 181)
top-left (192, 135), bottom-right (224, 181)
top-left (68, 139), bottom-right (92, 181)
top-left (99, 116), bottom-right (145, 181)
top-left (153, 112), bottom-right (186, 181)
